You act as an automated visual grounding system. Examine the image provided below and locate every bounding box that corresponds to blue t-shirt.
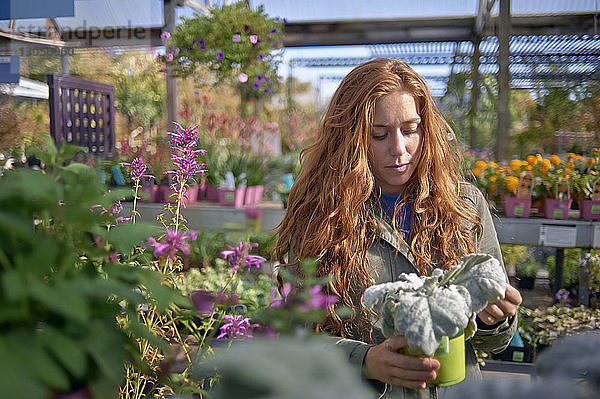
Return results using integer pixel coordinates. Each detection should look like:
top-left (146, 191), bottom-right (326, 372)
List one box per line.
top-left (379, 193), bottom-right (412, 240)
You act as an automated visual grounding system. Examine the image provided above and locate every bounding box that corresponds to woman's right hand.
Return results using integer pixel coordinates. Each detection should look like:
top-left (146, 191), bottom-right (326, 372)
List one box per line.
top-left (363, 335), bottom-right (440, 389)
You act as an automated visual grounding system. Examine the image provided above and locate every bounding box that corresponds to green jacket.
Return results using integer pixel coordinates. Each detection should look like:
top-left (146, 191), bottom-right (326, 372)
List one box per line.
top-left (334, 182), bottom-right (517, 398)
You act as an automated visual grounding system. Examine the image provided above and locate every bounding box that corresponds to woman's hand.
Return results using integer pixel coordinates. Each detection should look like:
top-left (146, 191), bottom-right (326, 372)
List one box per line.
top-left (477, 284), bottom-right (522, 325)
top-left (363, 335), bottom-right (440, 389)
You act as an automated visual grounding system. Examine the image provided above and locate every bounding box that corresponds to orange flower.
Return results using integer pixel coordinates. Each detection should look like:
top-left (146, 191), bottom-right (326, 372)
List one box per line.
top-left (566, 152), bottom-right (576, 159)
top-left (489, 184), bottom-right (498, 196)
top-left (490, 175), bottom-right (498, 182)
top-left (489, 161), bottom-right (499, 169)
top-left (541, 158), bottom-right (551, 173)
top-left (526, 155), bottom-right (537, 166)
top-left (471, 168), bottom-right (481, 177)
top-left (587, 158), bottom-right (596, 168)
top-left (550, 154), bottom-right (562, 165)
top-left (506, 176), bottom-right (520, 193)
top-left (510, 159), bottom-right (522, 172)
top-left (525, 165), bottom-right (533, 171)
top-left (475, 160), bottom-right (487, 170)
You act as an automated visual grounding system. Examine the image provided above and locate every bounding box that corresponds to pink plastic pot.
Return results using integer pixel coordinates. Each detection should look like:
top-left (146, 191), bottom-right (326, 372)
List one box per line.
top-left (579, 199), bottom-right (600, 221)
top-left (502, 196), bottom-right (531, 218)
top-left (218, 187), bottom-right (246, 208)
top-left (205, 184), bottom-right (219, 202)
top-left (543, 198), bottom-right (572, 220)
top-left (244, 186), bottom-right (255, 205)
top-left (253, 185), bottom-right (264, 204)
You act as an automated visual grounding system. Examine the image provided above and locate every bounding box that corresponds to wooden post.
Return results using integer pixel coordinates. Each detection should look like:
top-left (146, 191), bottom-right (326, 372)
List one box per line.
top-left (469, 35), bottom-right (481, 149)
top-left (164, 0), bottom-right (178, 130)
top-left (553, 248), bottom-right (564, 295)
top-left (495, 0), bottom-right (511, 160)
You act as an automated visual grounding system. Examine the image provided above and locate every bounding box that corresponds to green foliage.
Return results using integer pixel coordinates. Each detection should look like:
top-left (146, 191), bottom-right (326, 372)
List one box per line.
top-left (113, 52), bottom-right (166, 128)
top-left (519, 305), bottom-right (600, 347)
top-left (169, 2), bottom-right (283, 97)
top-left (0, 138), bottom-right (183, 398)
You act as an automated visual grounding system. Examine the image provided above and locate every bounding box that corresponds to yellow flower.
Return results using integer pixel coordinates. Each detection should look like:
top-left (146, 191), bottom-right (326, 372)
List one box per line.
top-left (568, 160), bottom-right (575, 168)
top-left (550, 154), bottom-right (562, 165)
top-left (536, 153), bottom-right (543, 161)
top-left (526, 155), bottom-right (537, 166)
top-left (525, 165), bottom-right (533, 171)
top-left (489, 184), bottom-right (498, 195)
top-left (592, 170), bottom-right (598, 175)
top-left (575, 155), bottom-right (586, 162)
top-left (587, 158), bottom-right (596, 168)
top-left (490, 175), bottom-right (498, 182)
top-left (471, 168), bottom-right (481, 177)
top-left (475, 160), bottom-right (487, 170)
top-left (566, 152), bottom-right (576, 159)
top-left (510, 159), bottom-right (522, 172)
top-left (506, 176), bottom-right (520, 193)
top-left (565, 168), bottom-right (573, 174)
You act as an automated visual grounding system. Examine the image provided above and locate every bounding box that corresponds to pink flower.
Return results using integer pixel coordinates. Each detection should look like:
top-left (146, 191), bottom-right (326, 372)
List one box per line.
top-left (307, 285), bottom-right (339, 309)
top-left (221, 242), bottom-right (265, 275)
top-left (217, 315), bottom-right (258, 339)
top-left (161, 31), bottom-right (170, 41)
top-left (148, 230), bottom-right (198, 259)
top-left (232, 34), bottom-right (241, 42)
top-left (269, 282), bottom-right (292, 308)
top-left (166, 53), bottom-right (174, 62)
top-left (238, 73), bottom-right (248, 83)
top-left (249, 35), bottom-right (258, 44)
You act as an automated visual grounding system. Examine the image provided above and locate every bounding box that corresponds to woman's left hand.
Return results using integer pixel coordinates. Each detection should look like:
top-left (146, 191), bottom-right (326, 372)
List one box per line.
top-left (477, 284), bottom-right (522, 325)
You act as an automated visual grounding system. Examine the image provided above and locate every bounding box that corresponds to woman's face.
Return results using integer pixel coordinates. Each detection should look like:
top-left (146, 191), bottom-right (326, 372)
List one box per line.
top-left (368, 90), bottom-right (423, 196)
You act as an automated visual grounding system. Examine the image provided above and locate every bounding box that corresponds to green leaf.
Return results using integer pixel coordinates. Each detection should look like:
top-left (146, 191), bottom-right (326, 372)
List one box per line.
top-left (1, 270), bottom-right (26, 301)
top-left (83, 322), bottom-right (127, 383)
top-left (15, 334), bottom-right (71, 391)
top-left (29, 280), bottom-right (90, 324)
top-left (0, 341), bottom-right (46, 398)
top-left (38, 327), bottom-right (87, 379)
top-left (100, 222), bottom-right (162, 254)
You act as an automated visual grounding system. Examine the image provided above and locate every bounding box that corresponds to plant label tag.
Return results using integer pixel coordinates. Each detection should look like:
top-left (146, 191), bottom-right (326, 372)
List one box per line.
top-left (516, 171), bottom-right (534, 199)
top-left (553, 209), bottom-right (563, 219)
top-left (225, 192), bottom-right (234, 201)
top-left (593, 179), bottom-right (600, 201)
top-left (514, 206), bottom-right (524, 216)
top-left (592, 205), bottom-right (600, 215)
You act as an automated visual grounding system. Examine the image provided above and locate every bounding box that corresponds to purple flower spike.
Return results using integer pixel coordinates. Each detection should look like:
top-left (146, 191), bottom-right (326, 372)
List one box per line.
top-left (148, 229), bottom-right (198, 259)
top-left (252, 82), bottom-right (261, 90)
top-left (121, 157), bottom-right (153, 182)
top-left (257, 54), bottom-right (264, 61)
top-left (269, 28), bottom-right (279, 34)
top-left (221, 241), bottom-right (265, 275)
top-left (307, 285), bottom-right (339, 309)
top-left (216, 51), bottom-right (225, 60)
top-left (217, 315), bottom-right (258, 339)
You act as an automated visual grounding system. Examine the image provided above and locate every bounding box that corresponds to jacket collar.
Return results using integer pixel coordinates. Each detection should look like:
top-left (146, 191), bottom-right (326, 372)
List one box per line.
top-left (372, 203), bottom-right (419, 273)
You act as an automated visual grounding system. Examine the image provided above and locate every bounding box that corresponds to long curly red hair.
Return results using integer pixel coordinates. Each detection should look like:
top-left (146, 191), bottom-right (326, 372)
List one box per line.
top-left (275, 58), bottom-right (482, 338)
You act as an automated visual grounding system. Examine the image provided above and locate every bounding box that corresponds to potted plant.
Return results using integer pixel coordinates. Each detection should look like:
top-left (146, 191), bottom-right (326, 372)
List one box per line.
top-left (245, 155), bottom-right (266, 205)
top-left (571, 156), bottom-right (600, 220)
top-left (202, 142), bottom-right (227, 202)
top-left (515, 257), bottom-right (539, 290)
top-left (363, 254), bottom-right (507, 386)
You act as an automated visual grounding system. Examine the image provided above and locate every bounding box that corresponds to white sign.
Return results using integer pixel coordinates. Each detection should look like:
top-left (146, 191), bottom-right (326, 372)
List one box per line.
top-left (539, 224), bottom-right (577, 247)
top-left (593, 225), bottom-right (600, 248)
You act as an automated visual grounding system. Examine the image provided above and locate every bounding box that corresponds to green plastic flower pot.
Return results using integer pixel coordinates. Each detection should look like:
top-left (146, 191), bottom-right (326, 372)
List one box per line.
top-left (404, 331), bottom-right (465, 387)
top-left (428, 331), bottom-right (465, 386)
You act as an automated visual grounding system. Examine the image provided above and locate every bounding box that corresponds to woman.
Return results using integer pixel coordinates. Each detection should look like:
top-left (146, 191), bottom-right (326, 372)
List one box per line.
top-left (275, 58), bottom-right (521, 398)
